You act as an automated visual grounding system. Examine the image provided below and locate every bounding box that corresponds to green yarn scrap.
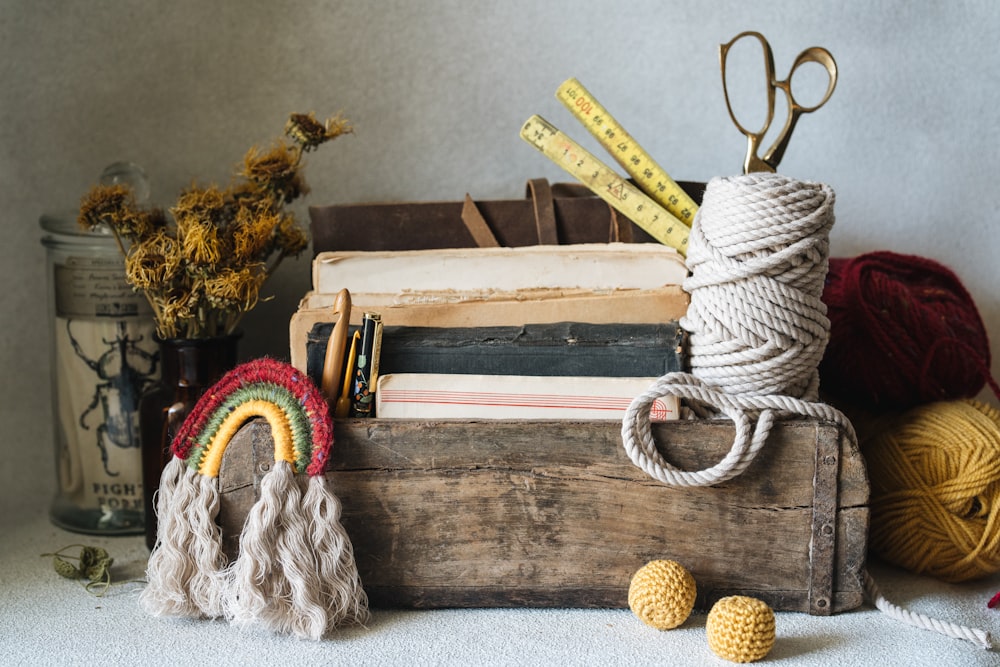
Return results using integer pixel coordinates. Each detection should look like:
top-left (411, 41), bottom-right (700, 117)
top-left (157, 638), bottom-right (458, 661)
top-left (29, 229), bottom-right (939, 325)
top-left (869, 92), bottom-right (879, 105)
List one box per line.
top-left (41, 544), bottom-right (115, 596)
top-left (185, 382), bottom-right (315, 474)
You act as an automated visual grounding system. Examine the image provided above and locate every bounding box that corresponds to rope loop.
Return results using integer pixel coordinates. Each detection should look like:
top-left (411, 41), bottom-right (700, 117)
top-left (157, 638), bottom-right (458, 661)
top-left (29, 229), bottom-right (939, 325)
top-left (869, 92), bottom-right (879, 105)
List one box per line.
top-left (621, 372), bottom-right (855, 487)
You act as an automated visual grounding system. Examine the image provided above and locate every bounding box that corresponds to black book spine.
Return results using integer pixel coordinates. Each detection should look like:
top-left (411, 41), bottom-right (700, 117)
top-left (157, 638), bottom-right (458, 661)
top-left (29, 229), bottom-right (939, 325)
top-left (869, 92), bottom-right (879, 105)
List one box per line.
top-left (307, 321), bottom-right (687, 388)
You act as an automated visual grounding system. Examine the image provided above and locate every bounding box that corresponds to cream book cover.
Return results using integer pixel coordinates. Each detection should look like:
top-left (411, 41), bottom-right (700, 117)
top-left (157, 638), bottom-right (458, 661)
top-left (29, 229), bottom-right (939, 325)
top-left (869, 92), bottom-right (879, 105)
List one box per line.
top-left (312, 243), bottom-right (687, 297)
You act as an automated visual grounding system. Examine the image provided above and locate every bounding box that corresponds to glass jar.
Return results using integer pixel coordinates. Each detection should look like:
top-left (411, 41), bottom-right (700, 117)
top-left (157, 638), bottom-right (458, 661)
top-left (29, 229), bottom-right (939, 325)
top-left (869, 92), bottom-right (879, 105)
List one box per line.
top-left (41, 163), bottom-right (160, 534)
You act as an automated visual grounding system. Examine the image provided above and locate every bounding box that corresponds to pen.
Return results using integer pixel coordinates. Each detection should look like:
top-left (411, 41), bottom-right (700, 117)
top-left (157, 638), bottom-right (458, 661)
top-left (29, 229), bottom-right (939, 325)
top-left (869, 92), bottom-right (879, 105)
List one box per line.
top-left (321, 289), bottom-right (351, 405)
top-left (351, 312), bottom-right (382, 417)
top-left (335, 331), bottom-right (360, 418)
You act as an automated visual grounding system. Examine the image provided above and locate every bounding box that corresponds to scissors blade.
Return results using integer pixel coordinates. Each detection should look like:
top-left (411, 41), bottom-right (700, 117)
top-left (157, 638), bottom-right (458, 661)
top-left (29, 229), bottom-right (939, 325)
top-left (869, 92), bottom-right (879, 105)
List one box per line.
top-left (744, 136), bottom-right (775, 173)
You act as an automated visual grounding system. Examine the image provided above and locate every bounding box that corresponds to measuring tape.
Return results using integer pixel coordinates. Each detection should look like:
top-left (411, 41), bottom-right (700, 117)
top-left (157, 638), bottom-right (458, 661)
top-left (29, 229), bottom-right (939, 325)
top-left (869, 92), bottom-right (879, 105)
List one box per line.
top-left (520, 114), bottom-right (689, 255)
top-left (555, 77), bottom-right (698, 226)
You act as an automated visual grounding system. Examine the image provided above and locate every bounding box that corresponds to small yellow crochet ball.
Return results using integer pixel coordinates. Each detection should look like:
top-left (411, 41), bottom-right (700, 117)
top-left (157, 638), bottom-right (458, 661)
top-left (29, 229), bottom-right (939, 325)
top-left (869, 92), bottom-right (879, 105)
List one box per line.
top-left (627, 559), bottom-right (697, 630)
top-left (706, 595), bottom-right (776, 663)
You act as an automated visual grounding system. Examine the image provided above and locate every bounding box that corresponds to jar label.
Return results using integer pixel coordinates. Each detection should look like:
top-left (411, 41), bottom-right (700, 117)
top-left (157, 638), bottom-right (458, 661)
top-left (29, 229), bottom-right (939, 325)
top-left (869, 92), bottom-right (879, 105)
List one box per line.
top-left (53, 256), bottom-right (152, 319)
top-left (53, 317), bottom-right (160, 515)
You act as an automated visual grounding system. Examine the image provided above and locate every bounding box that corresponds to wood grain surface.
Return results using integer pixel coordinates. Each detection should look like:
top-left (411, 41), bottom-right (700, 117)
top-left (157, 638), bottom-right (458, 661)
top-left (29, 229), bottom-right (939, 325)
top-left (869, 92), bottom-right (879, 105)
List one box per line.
top-left (218, 417), bottom-right (868, 614)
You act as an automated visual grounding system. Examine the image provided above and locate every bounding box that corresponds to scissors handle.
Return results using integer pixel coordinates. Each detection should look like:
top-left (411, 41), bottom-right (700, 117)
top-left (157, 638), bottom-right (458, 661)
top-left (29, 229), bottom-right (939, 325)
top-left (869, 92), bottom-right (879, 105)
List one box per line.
top-left (719, 31), bottom-right (838, 173)
top-left (763, 46), bottom-right (838, 170)
top-left (719, 31), bottom-right (776, 144)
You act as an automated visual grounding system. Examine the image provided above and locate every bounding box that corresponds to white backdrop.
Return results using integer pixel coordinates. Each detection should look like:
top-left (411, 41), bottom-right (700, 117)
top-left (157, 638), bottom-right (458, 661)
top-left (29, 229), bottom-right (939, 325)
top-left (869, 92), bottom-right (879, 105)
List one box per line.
top-left (2, 1), bottom-right (998, 487)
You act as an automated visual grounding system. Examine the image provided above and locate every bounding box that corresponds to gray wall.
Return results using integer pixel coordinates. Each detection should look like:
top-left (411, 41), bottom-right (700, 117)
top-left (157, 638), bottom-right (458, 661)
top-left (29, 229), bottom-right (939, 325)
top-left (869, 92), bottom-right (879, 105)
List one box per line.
top-left (3, 1), bottom-right (998, 491)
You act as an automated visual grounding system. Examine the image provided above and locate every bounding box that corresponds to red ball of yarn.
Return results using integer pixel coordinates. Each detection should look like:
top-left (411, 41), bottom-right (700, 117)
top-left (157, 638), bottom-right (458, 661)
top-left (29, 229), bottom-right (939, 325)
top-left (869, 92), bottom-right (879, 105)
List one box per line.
top-left (820, 251), bottom-right (999, 409)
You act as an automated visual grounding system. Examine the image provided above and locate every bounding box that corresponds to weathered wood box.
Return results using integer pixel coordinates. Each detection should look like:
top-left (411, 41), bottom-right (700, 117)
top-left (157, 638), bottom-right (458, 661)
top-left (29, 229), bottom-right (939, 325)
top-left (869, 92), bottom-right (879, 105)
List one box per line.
top-left (218, 416), bottom-right (869, 615)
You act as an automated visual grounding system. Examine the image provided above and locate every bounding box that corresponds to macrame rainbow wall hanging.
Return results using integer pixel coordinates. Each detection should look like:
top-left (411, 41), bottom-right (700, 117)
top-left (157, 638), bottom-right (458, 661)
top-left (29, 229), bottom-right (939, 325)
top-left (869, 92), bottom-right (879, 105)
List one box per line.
top-left (139, 358), bottom-right (368, 640)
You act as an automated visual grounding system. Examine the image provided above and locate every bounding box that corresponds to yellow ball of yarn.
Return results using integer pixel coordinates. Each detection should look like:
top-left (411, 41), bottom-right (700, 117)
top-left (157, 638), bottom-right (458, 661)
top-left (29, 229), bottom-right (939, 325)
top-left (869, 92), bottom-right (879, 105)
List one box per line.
top-left (706, 595), bottom-right (775, 663)
top-left (863, 399), bottom-right (1000, 583)
top-left (628, 559), bottom-right (697, 630)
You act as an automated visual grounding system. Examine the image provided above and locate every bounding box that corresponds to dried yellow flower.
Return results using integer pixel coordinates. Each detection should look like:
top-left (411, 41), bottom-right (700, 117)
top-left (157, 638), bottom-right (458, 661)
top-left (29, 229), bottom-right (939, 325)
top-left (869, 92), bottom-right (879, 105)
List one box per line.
top-left (125, 230), bottom-right (180, 290)
top-left (242, 143), bottom-right (297, 186)
top-left (78, 184), bottom-right (133, 230)
top-left (78, 184), bottom-right (153, 240)
top-left (179, 219), bottom-right (220, 266)
top-left (173, 186), bottom-right (227, 266)
top-left (232, 203), bottom-right (280, 263)
top-left (202, 266), bottom-right (265, 311)
top-left (240, 143), bottom-right (311, 205)
top-left (275, 213), bottom-right (308, 257)
top-left (285, 112), bottom-right (353, 151)
top-left (172, 185), bottom-right (227, 224)
top-left (285, 113), bottom-right (327, 148)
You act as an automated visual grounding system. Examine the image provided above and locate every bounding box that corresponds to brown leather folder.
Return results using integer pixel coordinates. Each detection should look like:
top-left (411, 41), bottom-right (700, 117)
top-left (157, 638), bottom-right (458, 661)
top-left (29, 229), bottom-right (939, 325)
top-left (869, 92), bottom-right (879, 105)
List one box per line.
top-left (308, 178), bottom-right (705, 253)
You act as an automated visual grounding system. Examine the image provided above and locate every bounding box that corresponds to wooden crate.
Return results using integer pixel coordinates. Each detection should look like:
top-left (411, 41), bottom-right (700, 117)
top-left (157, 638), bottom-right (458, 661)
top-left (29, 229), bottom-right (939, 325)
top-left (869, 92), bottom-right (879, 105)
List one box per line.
top-left (218, 417), bottom-right (868, 615)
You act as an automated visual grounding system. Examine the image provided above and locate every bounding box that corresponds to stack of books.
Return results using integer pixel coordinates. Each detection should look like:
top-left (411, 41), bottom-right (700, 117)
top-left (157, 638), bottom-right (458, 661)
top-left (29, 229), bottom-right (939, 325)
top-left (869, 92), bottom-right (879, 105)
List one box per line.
top-left (289, 243), bottom-right (689, 420)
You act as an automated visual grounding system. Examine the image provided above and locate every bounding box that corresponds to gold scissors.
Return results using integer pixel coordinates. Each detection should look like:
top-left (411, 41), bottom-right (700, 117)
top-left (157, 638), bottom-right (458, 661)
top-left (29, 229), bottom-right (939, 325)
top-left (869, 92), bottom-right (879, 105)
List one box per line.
top-left (719, 31), bottom-right (837, 174)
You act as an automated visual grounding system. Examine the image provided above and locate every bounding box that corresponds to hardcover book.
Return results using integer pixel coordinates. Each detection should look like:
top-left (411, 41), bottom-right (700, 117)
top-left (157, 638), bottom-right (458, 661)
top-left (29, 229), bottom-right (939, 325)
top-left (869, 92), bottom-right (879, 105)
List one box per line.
top-left (374, 373), bottom-right (678, 421)
top-left (289, 286), bottom-right (689, 374)
top-left (302, 321), bottom-right (687, 389)
top-left (311, 243), bottom-right (688, 297)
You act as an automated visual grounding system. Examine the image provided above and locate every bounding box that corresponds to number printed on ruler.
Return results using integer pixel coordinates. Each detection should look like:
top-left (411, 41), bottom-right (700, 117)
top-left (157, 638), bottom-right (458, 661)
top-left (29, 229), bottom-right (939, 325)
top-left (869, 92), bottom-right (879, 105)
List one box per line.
top-left (520, 115), bottom-right (689, 255)
top-left (556, 78), bottom-right (698, 225)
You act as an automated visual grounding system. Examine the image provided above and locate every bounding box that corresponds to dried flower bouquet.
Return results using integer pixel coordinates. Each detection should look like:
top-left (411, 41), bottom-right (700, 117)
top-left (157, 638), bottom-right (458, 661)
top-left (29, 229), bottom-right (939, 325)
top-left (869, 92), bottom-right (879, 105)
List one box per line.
top-left (78, 112), bottom-right (350, 339)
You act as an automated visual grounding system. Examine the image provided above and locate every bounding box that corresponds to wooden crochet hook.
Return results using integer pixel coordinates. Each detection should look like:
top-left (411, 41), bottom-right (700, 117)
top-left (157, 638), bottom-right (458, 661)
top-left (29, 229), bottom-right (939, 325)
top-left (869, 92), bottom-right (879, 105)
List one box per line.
top-left (321, 288), bottom-right (352, 404)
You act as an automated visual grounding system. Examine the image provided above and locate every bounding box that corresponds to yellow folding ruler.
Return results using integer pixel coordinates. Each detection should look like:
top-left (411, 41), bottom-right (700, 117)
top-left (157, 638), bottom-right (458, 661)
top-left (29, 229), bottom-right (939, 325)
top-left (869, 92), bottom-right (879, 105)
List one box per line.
top-left (555, 78), bottom-right (698, 226)
top-left (520, 114), bottom-right (690, 256)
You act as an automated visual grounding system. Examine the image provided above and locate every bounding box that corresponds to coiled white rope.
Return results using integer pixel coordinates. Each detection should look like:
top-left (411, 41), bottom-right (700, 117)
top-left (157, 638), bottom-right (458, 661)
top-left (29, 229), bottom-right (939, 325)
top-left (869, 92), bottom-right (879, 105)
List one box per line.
top-left (621, 172), bottom-right (992, 650)
top-left (622, 173), bottom-right (835, 485)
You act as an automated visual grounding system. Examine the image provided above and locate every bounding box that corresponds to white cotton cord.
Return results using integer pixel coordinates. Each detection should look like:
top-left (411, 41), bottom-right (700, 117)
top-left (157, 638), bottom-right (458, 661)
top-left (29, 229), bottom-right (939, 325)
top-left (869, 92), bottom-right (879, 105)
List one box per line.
top-left (622, 372), bottom-right (851, 487)
top-left (864, 572), bottom-right (993, 650)
top-left (226, 460), bottom-right (330, 641)
top-left (680, 173), bottom-right (834, 401)
top-left (620, 172), bottom-right (993, 650)
top-left (622, 173), bottom-right (836, 486)
top-left (225, 461), bottom-right (287, 630)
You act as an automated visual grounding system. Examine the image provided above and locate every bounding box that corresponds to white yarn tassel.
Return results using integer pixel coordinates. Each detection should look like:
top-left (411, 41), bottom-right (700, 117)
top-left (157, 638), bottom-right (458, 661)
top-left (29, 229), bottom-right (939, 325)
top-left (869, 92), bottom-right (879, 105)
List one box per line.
top-left (180, 473), bottom-right (228, 617)
top-left (141, 457), bottom-right (217, 618)
top-left (140, 457), bottom-right (228, 618)
top-left (226, 460), bottom-right (330, 640)
top-left (303, 475), bottom-right (370, 629)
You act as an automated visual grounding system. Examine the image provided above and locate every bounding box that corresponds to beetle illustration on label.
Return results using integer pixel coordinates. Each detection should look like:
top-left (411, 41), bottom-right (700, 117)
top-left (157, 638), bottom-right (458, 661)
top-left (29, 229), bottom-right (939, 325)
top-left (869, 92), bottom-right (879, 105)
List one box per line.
top-left (68, 319), bottom-right (159, 476)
